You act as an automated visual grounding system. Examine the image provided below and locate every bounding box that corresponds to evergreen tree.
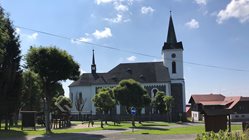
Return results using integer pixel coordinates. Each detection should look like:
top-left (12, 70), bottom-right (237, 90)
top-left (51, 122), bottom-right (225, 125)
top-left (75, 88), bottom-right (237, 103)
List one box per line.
top-left (0, 6), bottom-right (22, 130)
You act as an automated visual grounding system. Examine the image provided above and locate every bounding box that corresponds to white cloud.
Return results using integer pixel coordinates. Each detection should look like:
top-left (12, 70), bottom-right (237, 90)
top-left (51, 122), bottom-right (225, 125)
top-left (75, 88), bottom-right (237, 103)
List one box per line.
top-left (96, 0), bottom-right (113, 5)
top-left (127, 56), bottom-right (136, 62)
top-left (195, 0), bottom-right (207, 6)
top-left (141, 6), bottom-right (155, 14)
top-left (27, 32), bottom-right (38, 40)
top-left (71, 33), bottom-right (93, 44)
top-left (185, 19), bottom-right (200, 29)
top-left (114, 3), bottom-right (129, 12)
top-left (217, 0), bottom-right (249, 24)
top-left (104, 14), bottom-right (123, 23)
top-left (78, 37), bottom-right (92, 42)
top-left (92, 27), bottom-right (112, 39)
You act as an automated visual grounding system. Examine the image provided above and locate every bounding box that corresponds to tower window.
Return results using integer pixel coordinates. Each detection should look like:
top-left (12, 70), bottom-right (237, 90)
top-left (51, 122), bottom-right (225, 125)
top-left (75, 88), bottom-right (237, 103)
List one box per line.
top-left (172, 61), bottom-right (176, 74)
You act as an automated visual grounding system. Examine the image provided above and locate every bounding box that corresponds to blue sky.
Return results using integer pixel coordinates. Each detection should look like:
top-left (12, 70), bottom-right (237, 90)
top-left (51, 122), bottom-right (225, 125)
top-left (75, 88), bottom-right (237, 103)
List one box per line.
top-left (2, 0), bottom-right (249, 102)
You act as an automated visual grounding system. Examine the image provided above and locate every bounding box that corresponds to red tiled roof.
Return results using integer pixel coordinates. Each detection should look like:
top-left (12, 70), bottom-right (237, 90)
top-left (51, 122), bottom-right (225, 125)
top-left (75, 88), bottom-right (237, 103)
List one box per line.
top-left (189, 94), bottom-right (245, 109)
top-left (189, 93), bottom-right (225, 104)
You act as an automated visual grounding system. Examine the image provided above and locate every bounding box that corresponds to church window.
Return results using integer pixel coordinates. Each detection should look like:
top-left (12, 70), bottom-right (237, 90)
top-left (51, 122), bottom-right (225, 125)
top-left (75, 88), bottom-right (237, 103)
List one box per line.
top-left (79, 92), bottom-right (82, 99)
top-left (151, 88), bottom-right (159, 97)
top-left (172, 61), bottom-right (176, 73)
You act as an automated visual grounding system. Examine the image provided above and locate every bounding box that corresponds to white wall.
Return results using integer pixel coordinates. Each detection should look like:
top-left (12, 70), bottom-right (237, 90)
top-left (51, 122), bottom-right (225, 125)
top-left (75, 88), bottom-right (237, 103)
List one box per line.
top-left (69, 86), bottom-right (95, 115)
top-left (191, 111), bottom-right (203, 122)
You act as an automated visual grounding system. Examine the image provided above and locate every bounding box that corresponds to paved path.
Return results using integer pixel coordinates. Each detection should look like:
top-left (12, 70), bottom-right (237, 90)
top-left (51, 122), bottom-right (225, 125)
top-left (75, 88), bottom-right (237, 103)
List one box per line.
top-left (0, 122), bottom-right (201, 140)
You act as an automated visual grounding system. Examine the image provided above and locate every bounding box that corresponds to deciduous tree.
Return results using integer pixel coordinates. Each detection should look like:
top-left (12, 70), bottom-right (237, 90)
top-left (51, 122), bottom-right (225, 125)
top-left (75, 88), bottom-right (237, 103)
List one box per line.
top-left (151, 91), bottom-right (167, 114)
top-left (113, 79), bottom-right (151, 126)
top-left (92, 88), bottom-right (115, 128)
top-left (26, 47), bottom-right (80, 133)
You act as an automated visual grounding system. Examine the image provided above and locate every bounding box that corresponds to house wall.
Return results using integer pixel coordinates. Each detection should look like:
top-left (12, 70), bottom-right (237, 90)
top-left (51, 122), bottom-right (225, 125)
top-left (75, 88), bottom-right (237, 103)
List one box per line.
top-left (191, 111), bottom-right (203, 122)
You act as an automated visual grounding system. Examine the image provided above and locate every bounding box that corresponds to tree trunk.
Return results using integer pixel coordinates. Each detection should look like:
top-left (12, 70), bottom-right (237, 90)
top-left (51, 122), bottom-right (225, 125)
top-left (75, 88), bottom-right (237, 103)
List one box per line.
top-left (44, 97), bottom-right (51, 134)
top-left (4, 117), bottom-right (8, 130)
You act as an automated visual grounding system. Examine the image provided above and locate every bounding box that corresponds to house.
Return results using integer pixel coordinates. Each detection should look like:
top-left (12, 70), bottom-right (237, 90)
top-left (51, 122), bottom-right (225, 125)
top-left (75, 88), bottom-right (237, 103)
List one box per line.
top-left (189, 94), bottom-right (249, 132)
top-left (69, 14), bottom-right (186, 121)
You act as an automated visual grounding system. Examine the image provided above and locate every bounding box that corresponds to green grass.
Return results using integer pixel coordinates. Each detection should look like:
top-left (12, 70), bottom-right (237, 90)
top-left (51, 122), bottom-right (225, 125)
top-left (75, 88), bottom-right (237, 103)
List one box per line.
top-left (1, 121), bottom-right (242, 137)
top-left (0, 121), bottom-right (175, 137)
top-left (125, 124), bottom-right (243, 135)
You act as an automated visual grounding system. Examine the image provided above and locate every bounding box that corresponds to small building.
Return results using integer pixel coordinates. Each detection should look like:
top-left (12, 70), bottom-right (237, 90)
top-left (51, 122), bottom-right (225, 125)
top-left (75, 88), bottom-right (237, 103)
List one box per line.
top-left (189, 94), bottom-right (249, 132)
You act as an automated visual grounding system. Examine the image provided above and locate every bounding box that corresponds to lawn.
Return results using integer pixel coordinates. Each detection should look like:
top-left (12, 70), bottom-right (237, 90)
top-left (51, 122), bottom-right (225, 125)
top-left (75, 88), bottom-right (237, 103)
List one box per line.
top-left (125, 124), bottom-right (243, 135)
top-left (0, 121), bottom-right (174, 138)
top-left (1, 121), bottom-right (243, 137)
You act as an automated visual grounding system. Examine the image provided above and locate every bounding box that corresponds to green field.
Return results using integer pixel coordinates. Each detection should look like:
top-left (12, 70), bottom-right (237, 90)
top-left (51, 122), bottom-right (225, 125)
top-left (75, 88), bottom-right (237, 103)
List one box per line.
top-left (0, 121), bottom-right (243, 138)
top-left (125, 124), bottom-right (242, 135)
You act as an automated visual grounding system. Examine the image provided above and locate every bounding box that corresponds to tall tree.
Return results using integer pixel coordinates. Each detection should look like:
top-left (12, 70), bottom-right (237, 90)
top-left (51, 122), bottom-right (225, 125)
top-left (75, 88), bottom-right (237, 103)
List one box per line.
top-left (0, 6), bottom-right (22, 130)
top-left (92, 88), bottom-right (115, 128)
top-left (113, 79), bottom-right (151, 126)
top-left (26, 47), bottom-right (80, 133)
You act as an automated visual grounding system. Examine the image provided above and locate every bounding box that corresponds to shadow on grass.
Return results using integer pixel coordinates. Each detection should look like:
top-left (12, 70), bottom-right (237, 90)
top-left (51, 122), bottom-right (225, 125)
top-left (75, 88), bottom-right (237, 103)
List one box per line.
top-left (33, 133), bottom-right (105, 140)
top-left (0, 130), bottom-right (28, 140)
top-left (134, 126), bottom-right (169, 131)
top-left (141, 124), bottom-right (169, 127)
top-left (103, 128), bottom-right (127, 131)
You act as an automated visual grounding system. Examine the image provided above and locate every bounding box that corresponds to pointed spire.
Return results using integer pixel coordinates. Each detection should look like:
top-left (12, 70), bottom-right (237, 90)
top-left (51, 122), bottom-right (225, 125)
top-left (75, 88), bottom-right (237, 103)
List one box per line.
top-left (91, 50), bottom-right (96, 74)
top-left (92, 49), bottom-right (95, 65)
top-left (166, 12), bottom-right (177, 44)
top-left (162, 12), bottom-right (183, 50)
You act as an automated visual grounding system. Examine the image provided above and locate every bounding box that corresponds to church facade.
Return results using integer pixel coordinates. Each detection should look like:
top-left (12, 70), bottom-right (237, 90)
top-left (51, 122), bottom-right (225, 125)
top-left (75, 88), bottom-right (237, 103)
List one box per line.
top-left (69, 15), bottom-right (186, 121)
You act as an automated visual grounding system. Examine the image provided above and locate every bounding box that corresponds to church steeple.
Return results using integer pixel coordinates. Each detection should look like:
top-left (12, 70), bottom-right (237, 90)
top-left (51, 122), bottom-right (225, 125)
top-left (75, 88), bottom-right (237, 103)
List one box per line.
top-left (91, 50), bottom-right (96, 74)
top-left (162, 12), bottom-right (183, 50)
top-left (167, 13), bottom-right (177, 44)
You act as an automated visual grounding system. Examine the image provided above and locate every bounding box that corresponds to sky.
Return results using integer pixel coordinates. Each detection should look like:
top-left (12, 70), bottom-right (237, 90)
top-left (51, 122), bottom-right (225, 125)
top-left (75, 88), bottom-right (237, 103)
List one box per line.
top-left (1, 0), bottom-right (249, 103)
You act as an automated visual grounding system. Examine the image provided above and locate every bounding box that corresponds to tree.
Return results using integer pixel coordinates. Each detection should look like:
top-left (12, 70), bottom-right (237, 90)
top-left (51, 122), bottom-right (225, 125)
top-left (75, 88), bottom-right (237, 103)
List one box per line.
top-left (26, 47), bottom-right (80, 133)
top-left (0, 6), bottom-right (22, 130)
top-left (164, 96), bottom-right (174, 122)
top-left (92, 88), bottom-right (115, 128)
top-left (152, 91), bottom-right (167, 114)
top-left (75, 92), bottom-right (87, 120)
top-left (113, 79), bottom-right (151, 126)
top-left (21, 70), bottom-right (43, 111)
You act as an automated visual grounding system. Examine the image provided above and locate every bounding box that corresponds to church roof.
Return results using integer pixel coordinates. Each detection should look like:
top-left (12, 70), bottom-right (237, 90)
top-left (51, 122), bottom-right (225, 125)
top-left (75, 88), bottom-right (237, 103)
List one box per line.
top-left (162, 15), bottom-right (183, 50)
top-left (69, 62), bottom-right (170, 87)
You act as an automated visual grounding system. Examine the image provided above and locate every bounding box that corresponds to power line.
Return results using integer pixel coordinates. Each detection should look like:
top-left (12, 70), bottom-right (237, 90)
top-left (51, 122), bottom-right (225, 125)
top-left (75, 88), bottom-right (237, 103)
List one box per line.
top-left (16, 25), bottom-right (249, 73)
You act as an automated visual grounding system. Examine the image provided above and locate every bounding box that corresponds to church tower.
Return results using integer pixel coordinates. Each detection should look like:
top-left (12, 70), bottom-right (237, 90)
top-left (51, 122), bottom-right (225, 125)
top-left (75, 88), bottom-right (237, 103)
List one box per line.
top-left (162, 13), bottom-right (186, 120)
top-left (162, 14), bottom-right (184, 79)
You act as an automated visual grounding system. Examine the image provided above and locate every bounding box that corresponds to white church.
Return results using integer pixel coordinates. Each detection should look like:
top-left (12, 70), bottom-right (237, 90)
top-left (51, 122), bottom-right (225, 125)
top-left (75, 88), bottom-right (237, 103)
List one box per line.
top-left (69, 15), bottom-right (186, 121)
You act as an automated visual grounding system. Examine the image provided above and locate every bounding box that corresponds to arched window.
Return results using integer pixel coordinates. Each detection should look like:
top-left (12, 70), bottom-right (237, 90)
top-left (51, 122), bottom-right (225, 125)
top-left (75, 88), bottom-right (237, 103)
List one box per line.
top-left (172, 61), bottom-right (176, 74)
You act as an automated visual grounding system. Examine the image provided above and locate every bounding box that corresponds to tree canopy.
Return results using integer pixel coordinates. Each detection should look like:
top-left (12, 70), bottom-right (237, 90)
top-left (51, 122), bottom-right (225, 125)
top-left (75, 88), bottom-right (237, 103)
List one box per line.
top-left (21, 70), bottom-right (43, 111)
top-left (92, 88), bottom-right (115, 113)
top-left (113, 79), bottom-right (151, 113)
top-left (152, 91), bottom-right (167, 114)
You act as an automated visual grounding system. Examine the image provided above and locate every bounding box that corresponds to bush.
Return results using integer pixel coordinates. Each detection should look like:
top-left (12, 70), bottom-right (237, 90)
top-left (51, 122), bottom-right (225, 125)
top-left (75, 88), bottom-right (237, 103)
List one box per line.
top-left (196, 129), bottom-right (249, 140)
